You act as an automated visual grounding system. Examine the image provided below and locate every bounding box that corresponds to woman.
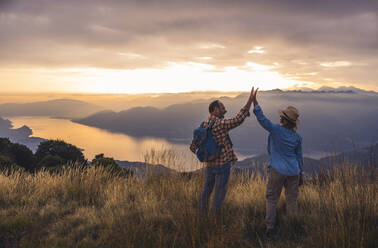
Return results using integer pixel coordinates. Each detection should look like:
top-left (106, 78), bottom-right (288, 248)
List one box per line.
top-left (251, 88), bottom-right (304, 235)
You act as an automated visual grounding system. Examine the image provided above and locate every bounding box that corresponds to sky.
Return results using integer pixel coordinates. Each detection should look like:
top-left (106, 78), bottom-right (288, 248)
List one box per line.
top-left (0, 0), bottom-right (377, 93)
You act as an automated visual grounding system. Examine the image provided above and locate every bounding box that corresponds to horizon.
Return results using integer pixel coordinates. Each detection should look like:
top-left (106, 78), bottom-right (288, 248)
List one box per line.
top-left (0, 85), bottom-right (376, 105)
top-left (1, 84), bottom-right (376, 95)
top-left (1, 0), bottom-right (377, 93)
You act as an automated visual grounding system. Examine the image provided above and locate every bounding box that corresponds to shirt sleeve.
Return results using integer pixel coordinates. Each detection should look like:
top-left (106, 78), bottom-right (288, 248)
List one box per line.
top-left (253, 105), bottom-right (274, 132)
top-left (295, 137), bottom-right (304, 175)
top-left (213, 108), bottom-right (250, 132)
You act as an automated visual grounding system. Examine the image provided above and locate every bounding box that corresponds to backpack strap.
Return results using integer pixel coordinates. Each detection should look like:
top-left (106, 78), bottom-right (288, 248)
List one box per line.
top-left (200, 121), bottom-right (205, 128)
top-left (208, 119), bottom-right (217, 130)
top-left (207, 119), bottom-right (225, 152)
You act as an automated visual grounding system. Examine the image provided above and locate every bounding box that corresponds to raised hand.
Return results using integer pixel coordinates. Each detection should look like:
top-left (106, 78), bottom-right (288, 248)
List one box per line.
top-left (244, 86), bottom-right (255, 110)
top-left (252, 87), bottom-right (259, 106)
top-left (250, 87), bottom-right (255, 99)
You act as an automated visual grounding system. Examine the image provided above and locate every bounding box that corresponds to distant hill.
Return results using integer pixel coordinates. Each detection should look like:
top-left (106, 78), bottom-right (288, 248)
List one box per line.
top-left (320, 143), bottom-right (378, 168)
top-left (74, 104), bottom-right (206, 139)
top-left (115, 160), bottom-right (176, 177)
top-left (234, 154), bottom-right (322, 175)
top-left (286, 85), bottom-right (377, 94)
top-left (74, 90), bottom-right (378, 155)
top-left (0, 116), bottom-right (45, 152)
top-left (0, 99), bottom-right (104, 119)
top-left (86, 91), bottom-right (242, 112)
top-left (233, 143), bottom-right (377, 175)
top-left (116, 144), bottom-right (377, 177)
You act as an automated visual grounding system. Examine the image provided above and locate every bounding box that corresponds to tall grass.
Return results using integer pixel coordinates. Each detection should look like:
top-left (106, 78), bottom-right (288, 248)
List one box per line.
top-left (143, 147), bottom-right (201, 172)
top-left (0, 163), bottom-right (376, 247)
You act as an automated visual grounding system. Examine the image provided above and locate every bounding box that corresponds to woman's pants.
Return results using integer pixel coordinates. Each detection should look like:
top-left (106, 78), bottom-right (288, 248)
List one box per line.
top-left (266, 167), bottom-right (299, 229)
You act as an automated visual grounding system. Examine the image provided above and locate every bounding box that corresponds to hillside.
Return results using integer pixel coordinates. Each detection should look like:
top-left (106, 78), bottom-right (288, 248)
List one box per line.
top-left (0, 164), bottom-right (375, 247)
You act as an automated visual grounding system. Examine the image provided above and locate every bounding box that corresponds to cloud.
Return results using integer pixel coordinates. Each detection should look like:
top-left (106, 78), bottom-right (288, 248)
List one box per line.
top-left (320, 61), bottom-right (352, 68)
top-left (248, 46), bottom-right (265, 54)
top-left (0, 0), bottom-right (377, 90)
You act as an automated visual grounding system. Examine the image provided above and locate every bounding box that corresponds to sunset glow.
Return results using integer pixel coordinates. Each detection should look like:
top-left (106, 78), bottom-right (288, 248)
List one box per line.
top-left (0, 0), bottom-right (377, 93)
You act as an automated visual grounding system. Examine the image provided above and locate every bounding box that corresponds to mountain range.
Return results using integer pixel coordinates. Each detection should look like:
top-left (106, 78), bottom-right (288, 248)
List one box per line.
top-left (74, 89), bottom-right (378, 156)
top-left (0, 99), bottom-right (103, 119)
top-left (285, 85), bottom-right (377, 94)
top-left (1, 87), bottom-right (377, 157)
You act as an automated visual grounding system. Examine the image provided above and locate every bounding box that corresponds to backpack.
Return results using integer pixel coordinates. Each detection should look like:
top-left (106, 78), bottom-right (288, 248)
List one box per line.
top-left (192, 119), bottom-right (223, 162)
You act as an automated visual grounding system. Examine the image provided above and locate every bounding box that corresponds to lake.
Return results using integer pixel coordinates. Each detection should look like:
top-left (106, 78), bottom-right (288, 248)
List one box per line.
top-left (7, 117), bottom-right (251, 171)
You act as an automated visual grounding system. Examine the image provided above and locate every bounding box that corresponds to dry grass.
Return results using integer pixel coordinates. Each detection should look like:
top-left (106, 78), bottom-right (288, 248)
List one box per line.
top-left (0, 163), bottom-right (376, 248)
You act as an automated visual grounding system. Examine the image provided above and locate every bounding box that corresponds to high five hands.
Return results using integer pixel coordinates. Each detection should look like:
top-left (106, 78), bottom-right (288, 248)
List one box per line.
top-left (252, 87), bottom-right (259, 107)
top-left (245, 86), bottom-right (259, 110)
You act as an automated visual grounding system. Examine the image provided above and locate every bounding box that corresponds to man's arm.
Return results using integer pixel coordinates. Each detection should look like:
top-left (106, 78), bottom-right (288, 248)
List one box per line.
top-left (215, 87), bottom-right (255, 131)
top-left (216, 108), bottom-right (250, 131)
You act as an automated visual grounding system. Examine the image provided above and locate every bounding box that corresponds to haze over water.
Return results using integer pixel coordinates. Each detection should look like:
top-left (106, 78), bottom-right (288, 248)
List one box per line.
top-left (7, 116), bottom-right (198, 168)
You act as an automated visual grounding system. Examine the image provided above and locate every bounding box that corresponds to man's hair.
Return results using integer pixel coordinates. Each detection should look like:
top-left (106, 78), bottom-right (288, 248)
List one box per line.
top-left (209, 100), bottom-right (220, 113)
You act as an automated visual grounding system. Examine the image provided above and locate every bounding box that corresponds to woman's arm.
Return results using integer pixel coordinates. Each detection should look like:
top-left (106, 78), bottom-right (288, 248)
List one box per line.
top-left (251, 88), bottom-right (274, 132)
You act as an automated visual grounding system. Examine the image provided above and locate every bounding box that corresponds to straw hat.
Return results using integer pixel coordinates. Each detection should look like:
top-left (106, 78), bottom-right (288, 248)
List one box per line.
top-left (278, 106), bottom-right (300, 124)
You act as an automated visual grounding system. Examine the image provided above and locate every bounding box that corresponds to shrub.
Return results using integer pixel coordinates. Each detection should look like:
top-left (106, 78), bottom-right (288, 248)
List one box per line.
top-left (91, 154), bottom-right (133, 177)
top-left (91, 153), bottom-right (118, 168)
top-left (10, 143), bottom-right (35, 171)
top-left (0, 138), bottom-right (35, 171)
top-left (39, 155), bottom-right (64, 168)
top-left (35, 140), bottom-right (86, 168)
top-left (0, 155), bottom-right (15, 169)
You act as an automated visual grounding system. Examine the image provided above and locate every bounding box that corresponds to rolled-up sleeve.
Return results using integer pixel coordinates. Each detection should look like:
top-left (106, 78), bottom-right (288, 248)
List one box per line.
top-left (215, 108), bottom-right (250, 131)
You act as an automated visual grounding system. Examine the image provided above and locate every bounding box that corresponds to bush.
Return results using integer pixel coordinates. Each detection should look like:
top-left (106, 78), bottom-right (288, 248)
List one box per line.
top-left (91, 154), bottom-right (133, 177)
top-left (39, 155), bottom-right (64, 168)
top-left (0, 155), bottom-right (15, 169)
top-left (0, 138), bottom-right (12, 154)
top-left (91, 153), bottom-right (118, 168)
top-left (10, 143), bottom-right (35, 171)
top-left (0, 138), bottom-right (35, 171)
top-left (35, 140), bottom-right (86, 168)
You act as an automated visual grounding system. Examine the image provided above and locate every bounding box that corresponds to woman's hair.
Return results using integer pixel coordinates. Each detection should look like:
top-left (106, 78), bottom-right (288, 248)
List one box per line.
top-left (280, 116), bottom-right (297, 131)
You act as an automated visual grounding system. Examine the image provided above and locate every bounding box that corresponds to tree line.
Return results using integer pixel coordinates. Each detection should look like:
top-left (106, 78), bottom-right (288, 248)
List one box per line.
top-left (0, 138), bottom-right (132, 176)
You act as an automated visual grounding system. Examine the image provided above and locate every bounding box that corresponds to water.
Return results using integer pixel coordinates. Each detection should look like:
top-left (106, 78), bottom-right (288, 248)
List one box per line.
top-left (6, 116), bottom-right (257, 171)
top-left (7, 117), bottom-right (201, 169)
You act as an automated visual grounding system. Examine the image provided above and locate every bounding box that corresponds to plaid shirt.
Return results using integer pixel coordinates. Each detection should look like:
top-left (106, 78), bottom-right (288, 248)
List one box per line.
top-left (190, 108), bottom-right (250, 166)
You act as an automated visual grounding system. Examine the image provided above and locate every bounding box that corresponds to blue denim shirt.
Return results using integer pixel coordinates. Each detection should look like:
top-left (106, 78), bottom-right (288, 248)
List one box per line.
top-left (253, 105), bottom-right (304, 176)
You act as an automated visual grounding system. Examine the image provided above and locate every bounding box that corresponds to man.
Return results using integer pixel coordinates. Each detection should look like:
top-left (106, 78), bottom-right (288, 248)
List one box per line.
top-left (251, 88), bottom-right (304, 236)
top-left (190, 87), bottom-right (255, 217)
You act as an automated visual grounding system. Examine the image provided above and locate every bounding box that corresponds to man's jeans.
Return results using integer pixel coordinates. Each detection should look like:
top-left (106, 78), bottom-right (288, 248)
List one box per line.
top-left (199, 162), bottom-right (231, 217)
top-left (266, 167), bottom-right (299, 229)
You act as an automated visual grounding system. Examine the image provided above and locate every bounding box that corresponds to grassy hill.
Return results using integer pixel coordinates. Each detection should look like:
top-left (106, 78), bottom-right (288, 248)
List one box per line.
top-left (0, 163), bottom-right (376, 247)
